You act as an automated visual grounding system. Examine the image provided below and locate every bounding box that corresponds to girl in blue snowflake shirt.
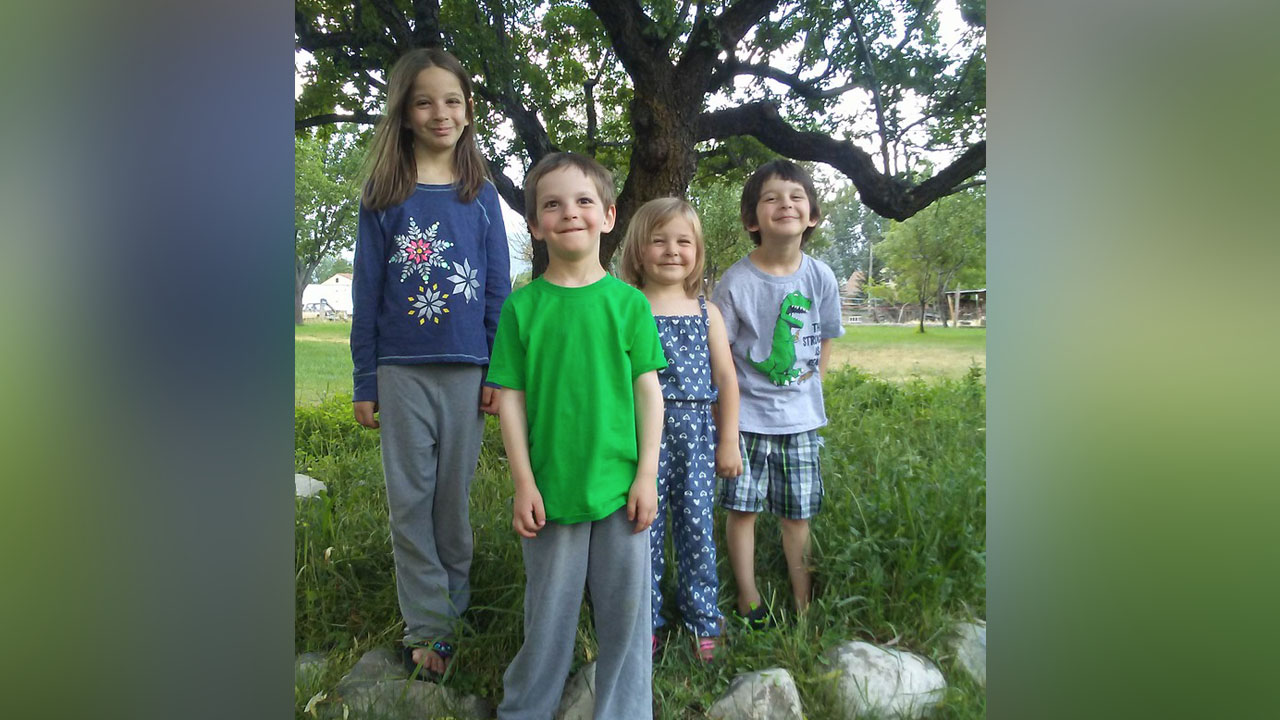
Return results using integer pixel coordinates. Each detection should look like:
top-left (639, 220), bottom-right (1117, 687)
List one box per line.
top-left (349, 47), bottom-right (510, 681)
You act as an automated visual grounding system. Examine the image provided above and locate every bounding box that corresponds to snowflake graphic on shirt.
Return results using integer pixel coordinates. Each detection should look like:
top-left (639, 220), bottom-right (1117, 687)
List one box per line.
top-left (446, 258), bottom-right (479, 302)
top-left (407, 284), bottom-right (450, 325)
top-left (389, 217), bottom-right (454, 284)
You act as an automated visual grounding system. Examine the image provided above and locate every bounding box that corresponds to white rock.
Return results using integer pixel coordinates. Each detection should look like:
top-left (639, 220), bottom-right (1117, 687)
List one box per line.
top-left (295, 651), bottom-right (329, 688)
top-left (554, 661), bottom-right (595, 720)
top-left (296, 473), bottom-right (326, 498)
top-left (707, 667), bottom-right (803, 720)
top-left (823, 641), bottom-right (946, 719)
top-left (319, 648), bottom-right (493, 720)
top-left (949, 620), bottom-right (986, 687)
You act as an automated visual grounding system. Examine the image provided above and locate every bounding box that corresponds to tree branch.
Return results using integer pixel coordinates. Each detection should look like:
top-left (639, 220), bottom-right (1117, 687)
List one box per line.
top-left (941, 179), bottom-right (985, 196)
top-left (587, 0), bottom-right (666, 81)
top-left (893, 0), bottom-right (939, 53)
top-left (679, 0), bottom-right (777, 83)
top-left (473, 82), bottom-right (556, 160)
top-left (697, 101), bottom-right (985, 219)
top-left (296, 112), bottom-right (381, 130)
top-left (368, 0), bottom-right (414, 47)
top-left (294, 8), bottom-right (383, 75)
top-left (409, 0), bottom-right (443, 46)
top-left (848, 6), bottom-right (893, 175)
top-left (724, 61), bottom-right (862, 99)
top-left (486, 159), bottom-right (525, 219)
top-left (584, 78), bottom-right (599, 157)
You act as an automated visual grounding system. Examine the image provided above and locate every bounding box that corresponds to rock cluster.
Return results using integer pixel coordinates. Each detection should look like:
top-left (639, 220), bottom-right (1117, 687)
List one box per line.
top-left (297, 619), bottom-right (986, 718)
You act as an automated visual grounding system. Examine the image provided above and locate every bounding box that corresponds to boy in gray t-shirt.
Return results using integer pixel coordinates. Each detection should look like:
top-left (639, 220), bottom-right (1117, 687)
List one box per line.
top-left (711, 159), bottom-right (844, 627)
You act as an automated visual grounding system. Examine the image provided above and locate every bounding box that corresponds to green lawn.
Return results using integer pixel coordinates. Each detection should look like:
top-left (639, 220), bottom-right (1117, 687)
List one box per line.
top-left (295, 321), bottom-right (355, 405)
top-left (831, 325), bottom-right (985, 383)
top-left (296, 321), bottom-right (987, 405)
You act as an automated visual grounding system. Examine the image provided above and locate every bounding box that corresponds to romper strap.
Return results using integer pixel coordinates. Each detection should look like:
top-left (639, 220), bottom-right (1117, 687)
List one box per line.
top-left (698, 294), bottom-right (709, 322)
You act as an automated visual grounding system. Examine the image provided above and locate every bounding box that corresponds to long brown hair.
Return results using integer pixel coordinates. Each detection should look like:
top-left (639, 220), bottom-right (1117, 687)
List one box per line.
top-left (361, 48), bottom-right (489, 211)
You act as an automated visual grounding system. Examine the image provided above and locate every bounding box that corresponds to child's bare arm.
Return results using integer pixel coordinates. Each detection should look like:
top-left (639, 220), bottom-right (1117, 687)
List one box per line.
top-left (628, 370), bottom-right (663, 533)
top-left (498, 389), bottom-right (545, 537)
top-left (706, 301), bottom-right (743, 478)
top-left (819, 338), bottom-right (833, 377)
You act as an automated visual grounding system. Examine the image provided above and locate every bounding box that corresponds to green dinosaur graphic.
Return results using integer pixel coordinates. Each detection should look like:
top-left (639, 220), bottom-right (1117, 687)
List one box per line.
top-left (748, 291), bottom-right (812, 385)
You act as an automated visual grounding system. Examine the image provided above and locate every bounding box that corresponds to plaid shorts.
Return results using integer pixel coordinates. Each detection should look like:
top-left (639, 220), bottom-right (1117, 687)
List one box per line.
top-left (717, 430), bottom-right (823, 519)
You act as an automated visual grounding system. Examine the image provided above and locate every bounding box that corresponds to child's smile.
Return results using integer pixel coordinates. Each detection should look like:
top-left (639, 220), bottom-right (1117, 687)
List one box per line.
top-left (641, 217), bottom-right (698, 287)
top-left (750, 176), bottom-right (818, 242)
top-left (529, 167), bottom-right (616, 259)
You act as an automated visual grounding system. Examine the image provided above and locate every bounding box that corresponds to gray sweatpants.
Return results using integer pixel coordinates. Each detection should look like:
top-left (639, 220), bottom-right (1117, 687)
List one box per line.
top-left (376, 364), bottom-right (484, 646)
top-left (498, 507), bottom-right (653, 720)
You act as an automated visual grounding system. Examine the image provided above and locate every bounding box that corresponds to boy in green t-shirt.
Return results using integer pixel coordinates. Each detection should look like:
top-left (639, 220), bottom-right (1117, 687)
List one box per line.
top-left (487, 152), bottom-right (666, 720)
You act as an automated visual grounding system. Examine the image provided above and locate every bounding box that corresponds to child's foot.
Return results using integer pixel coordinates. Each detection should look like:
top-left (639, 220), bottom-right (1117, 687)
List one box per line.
top-left (403, 640), bottom-right (455, 681)
top-left (735, 601), bottom-right (774, 631)
top-left (693, 635), bottom-right (722, 662)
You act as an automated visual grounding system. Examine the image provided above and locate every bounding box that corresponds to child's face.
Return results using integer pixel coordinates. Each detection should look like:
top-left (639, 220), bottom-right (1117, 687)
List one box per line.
top-left (640, 216), bottom-right (699, 288)
top-left (529, 167), bottom-right (616, 260)
top-left (402, 66), bottom-right (470, 153)
top-left (747, 175), bottom-right (818, 244)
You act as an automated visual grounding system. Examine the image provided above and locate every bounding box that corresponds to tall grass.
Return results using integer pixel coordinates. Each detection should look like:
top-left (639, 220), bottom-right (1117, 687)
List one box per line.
top-left (295, 365), bottom-right (986, 718)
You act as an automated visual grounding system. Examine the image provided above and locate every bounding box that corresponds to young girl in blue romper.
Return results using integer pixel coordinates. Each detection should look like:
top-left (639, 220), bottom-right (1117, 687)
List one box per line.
top-left (620, 197), bottom-right (742, 661)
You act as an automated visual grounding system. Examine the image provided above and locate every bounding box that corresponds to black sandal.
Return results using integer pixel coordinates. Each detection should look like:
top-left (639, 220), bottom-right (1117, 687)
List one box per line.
top-left (735, 602), bottom-right (774, 631)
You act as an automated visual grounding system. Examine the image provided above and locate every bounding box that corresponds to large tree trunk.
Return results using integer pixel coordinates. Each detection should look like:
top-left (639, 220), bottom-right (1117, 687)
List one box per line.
top-left (605, 87), bottom-right (700, 268)
top-left (533, 80), bottom-right (701, 277)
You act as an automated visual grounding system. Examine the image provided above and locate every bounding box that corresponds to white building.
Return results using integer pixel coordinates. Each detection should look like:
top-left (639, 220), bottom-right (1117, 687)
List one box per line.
top-left (302, 273), bottom-right (354, 315)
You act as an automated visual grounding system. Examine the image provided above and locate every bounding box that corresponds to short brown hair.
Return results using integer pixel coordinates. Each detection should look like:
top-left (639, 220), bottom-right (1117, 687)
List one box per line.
top-left (619, 197), bottom-right (706, 297)
top-left (523, 152), bottom-right (616, 224)
top-left (740, 158), bottom-right (822, 245)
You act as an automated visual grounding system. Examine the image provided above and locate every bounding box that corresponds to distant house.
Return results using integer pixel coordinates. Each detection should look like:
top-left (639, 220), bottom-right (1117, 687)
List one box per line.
top-left (302, 273), bottom-right (354, 315)
top-left (843, 270), bottom-right (865, 297)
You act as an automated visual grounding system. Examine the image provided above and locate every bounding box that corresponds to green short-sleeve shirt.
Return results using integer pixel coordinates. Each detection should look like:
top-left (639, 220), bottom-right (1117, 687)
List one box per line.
top-left (487, 275), bottom-right (667, 524)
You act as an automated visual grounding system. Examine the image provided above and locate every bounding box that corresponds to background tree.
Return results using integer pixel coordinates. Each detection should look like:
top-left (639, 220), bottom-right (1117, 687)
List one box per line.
top-left (296, 0), bottom-right (986, 275)
top-left (875, 186), bottom-right (984, 332)
top-left (311, 255), bottom-right (354, 284)
top-left (810, 183), bottom-right (890, 283)
top-left (689, 178), bottom-right (753, 294)
top-left (295, 128), bottom-right (364, 324)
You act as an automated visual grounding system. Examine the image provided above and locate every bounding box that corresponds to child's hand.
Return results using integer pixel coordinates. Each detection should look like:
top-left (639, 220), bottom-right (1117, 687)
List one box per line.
top-left (479, 385), bottom-right (501, 415)
top-left (715, 442), bottom-right (743, 479)
top-left (512, 483), bottom-right (546, 538)
top-left (353, 401), bottom-right (380, 429)
top-left (627, 475), bottom-right (658, 534)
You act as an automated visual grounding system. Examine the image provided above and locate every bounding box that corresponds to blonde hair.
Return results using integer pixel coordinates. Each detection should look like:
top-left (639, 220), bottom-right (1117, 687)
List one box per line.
top-left (619, 197), bottom-right (706, 297)
top-left (361, 48), bottom-right (489, 211)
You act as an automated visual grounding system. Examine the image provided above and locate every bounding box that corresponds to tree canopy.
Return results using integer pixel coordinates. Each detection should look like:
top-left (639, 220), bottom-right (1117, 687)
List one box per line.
top-left (296, 0), bottom-right (986, 272)
top-left (295, 129), bottom-right (364, 323)
top-left (875, 185), bottom-right (984, 331)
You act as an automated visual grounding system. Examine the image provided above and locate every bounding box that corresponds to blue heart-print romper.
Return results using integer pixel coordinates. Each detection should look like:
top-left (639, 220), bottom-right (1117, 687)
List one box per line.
top-left (651, 295), bottom-right (724, 637)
